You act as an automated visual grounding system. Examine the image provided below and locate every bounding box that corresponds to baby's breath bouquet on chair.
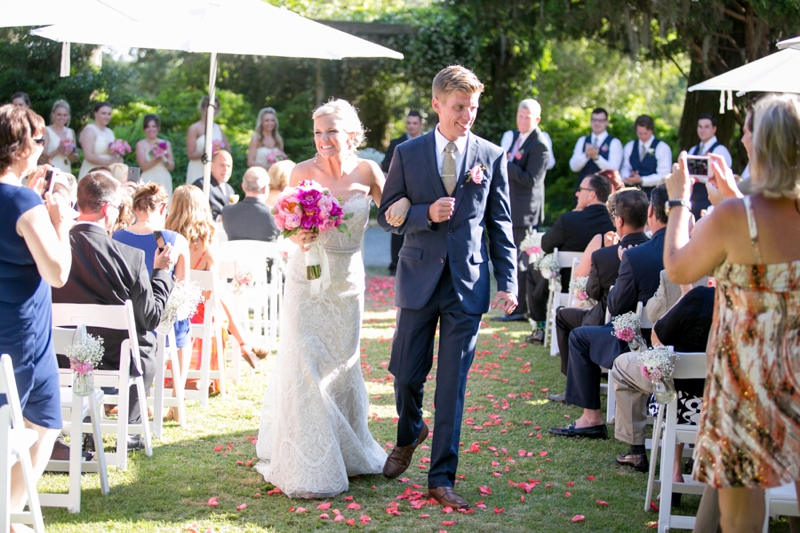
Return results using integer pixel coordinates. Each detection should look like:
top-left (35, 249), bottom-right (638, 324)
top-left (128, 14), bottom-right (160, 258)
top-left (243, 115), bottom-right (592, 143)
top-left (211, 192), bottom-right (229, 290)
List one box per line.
top-left (520, 231), bottom-right (543, 263)
top-left (157, 279), bottom-right (203, 335)
top-left (569, 276), bottom-right (596, 309)
top-left (232, 261), bottom-right (255, 295)
top-left (66, 334), bottom-right (104, 396)
top-left (639, 346), bottom-right (678, 404)
top-left (611, 311), bottom-right (646, 352)
top-left (534, 252), bottom-right (561, 291)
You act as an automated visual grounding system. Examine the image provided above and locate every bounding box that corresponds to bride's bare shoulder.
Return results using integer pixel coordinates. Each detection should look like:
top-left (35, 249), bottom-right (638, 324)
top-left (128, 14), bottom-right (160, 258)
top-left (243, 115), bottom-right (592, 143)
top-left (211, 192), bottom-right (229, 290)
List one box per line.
top-left (289, 159), bottom-right (318, 186)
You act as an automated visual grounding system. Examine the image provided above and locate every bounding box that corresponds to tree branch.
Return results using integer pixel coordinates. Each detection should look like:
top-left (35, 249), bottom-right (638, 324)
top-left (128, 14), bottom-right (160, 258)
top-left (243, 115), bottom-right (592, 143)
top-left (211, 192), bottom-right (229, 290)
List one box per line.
top-left (724, 7), bottom-right (747, 23)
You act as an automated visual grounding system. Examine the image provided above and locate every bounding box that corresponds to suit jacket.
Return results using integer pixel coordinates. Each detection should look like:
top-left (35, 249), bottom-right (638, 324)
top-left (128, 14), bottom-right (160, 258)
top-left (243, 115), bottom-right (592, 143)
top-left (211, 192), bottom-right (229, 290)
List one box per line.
top-left (541, 203), bottom-right (615, 254)
top-left (584, 231), bottom-right (650, 324)
top-left (377, 130), bottom-right (517, 315)
top-left (507, 128), bottom-right (549, 227)
top-left (381, 133), bottom-right (409, 174)
top-left (52, 224), bottom-right (174, 374)
top-left (192, 175), bottom-right (235, 220)
top-left (222, 197), bottom-right (279, 242)
top-left (607, 227), bottom-right (666, 318)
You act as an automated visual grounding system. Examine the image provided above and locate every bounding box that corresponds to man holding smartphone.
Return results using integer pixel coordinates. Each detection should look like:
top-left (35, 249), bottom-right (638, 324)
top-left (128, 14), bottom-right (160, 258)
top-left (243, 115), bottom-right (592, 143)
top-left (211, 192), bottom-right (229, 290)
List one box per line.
top-left (686, 113), bottom-right (732, 219)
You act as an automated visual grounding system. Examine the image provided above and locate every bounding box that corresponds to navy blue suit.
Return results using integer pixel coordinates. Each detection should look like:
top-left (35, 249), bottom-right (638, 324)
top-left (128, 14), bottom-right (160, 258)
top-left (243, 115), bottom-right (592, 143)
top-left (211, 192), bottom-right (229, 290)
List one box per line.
top-left (564, 227), bottom-right (665, 410)
top-left (378, 130), bottom-right (517, 488)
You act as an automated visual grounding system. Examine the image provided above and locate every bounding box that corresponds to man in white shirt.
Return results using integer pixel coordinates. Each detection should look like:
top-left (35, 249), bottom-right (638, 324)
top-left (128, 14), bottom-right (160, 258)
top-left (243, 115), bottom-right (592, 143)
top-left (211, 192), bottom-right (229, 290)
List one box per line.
top-left (568, 107), bottom-right (623, 189)
top-left (686, 113), bottom-right (732, 219)
top-left (620, 115), bottom-right (672, 198)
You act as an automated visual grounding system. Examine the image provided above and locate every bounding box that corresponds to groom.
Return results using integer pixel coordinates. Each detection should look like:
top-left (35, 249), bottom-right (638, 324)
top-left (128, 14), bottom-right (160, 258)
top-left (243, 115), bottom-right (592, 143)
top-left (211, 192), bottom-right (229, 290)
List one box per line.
top-left (378, 65), bottom-right (518, 509)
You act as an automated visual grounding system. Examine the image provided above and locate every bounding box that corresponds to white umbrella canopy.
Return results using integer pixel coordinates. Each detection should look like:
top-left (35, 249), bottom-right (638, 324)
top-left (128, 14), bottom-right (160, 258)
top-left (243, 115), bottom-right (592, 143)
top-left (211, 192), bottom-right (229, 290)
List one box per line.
top-left (688, 48), bottom-right (800, 95)
top-left (0, 0), bottom-right (139, 27)
top-left (30, 0), bottom-right (404, 194)
top-left (778, 35), bottom-right (800, 50)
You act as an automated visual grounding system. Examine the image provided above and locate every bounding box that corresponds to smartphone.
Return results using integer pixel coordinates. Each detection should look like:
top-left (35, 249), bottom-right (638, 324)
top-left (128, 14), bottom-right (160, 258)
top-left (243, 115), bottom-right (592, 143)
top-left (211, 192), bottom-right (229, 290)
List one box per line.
top-left (686, 155), bottom-right (712, 181)
top-left (153, 230), bottom-right (166, 253)
top-left (127, 166), bottom-right (141, 183)
top-left (42, 170), bottom-right (54, 198)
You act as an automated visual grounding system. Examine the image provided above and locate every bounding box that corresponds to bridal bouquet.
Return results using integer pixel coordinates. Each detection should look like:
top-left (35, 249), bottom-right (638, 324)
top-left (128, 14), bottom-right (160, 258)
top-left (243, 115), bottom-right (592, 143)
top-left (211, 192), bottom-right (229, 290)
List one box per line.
top-left (569, 276), bottom-right (596, 309)
top-left (66, 333), bottom-right (104, 396)
top-left (266, 150), bottom-right (287, 165)
top-left (60, 138), bottom-right (76, 154)
top-left (108, 139), bottom-right (131, 156)
top-left (611, 311), bottom-right (646, 351)
top-left (157, 279), bottom-right (204, 335)
top-left (148, 140), bottom-right (169, 159)
top-left (272, 180), bottom-right (353, 280)
top-left (638, 346), bottom-right (678, 404)
top-left (519, 232), bottom-right (543, 265)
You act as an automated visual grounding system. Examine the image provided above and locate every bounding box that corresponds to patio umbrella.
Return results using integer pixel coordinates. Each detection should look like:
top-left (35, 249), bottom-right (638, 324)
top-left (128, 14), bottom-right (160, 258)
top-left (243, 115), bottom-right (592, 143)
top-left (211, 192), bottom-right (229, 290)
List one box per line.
top-left (778, 35), bottom-right (800, 50)
top-left (30, 0), bottom-right (404, 194)
top-left (688, 48), bottom-right (800, 95)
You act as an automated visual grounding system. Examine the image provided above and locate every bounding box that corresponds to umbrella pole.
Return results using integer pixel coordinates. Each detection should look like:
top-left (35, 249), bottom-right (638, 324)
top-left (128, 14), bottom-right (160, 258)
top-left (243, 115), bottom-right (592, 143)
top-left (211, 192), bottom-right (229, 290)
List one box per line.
top-left (202, 51), bottom-right (218, 202)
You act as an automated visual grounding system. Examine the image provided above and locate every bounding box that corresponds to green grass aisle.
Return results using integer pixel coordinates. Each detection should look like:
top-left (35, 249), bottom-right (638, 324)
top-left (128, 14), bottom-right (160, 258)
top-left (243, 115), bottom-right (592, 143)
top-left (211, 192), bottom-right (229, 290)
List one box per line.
top-left (38, 274), bottom-right (752, 532)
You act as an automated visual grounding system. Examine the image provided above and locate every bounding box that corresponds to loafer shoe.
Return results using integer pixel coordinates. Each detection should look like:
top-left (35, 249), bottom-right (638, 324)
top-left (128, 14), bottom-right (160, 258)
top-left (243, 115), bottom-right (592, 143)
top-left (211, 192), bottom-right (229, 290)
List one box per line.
top-left (118, 434), bottom-right (147, 452)
top-left (429, 486), bottom-right (470, 510)
top-left (548, 392), bottom-right (566, 403)
top-left (549, 423), bottom-right (608, 439)
top-left (491, 313), bottom-right (527, 322)
top-left (525, 329), bottom-right (545, 345)
top-left (383, 423), bottom-right (428, 479)
top-left (615, 451), bottom-right (649, 472)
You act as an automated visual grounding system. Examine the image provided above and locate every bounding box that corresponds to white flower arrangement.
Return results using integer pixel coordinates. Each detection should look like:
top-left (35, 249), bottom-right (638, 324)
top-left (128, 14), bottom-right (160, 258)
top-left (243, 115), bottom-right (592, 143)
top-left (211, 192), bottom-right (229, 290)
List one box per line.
top-left (534, 253), bottom-right (560, 279)
top-left (611, 311), bottom-right (641, 342)
top-left (66, 334), bottom-right (105, 375)
top-left (519, 232), bottom-right (543, 259)
top-left (638, 346), bottom-right (678, 382)
top-left (158, 279), bottom-right (204, 334)
top-left (232, 262), bottom-right (256, 295)
top-left (569, 276), bottom-right (596, 308)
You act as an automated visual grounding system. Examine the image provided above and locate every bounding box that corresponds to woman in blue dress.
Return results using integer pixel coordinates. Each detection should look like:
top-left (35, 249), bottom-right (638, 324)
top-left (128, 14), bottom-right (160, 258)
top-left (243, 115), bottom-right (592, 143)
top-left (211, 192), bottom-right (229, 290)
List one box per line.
top-left (0, 104), bottom-right (72, 524)
top-left (112, 182), bottom-right (190, 422)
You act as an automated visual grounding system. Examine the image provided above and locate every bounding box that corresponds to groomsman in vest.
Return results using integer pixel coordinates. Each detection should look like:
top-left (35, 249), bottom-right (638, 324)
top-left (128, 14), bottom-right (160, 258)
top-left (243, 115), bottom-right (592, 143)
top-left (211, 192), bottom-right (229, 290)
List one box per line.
top-left (620, 115), bottom-right (672, 198)
top-left (687, 113), bottom-right (732, 220)
top-left (492, 98), bottom-right (549, 323)
top-left (383, 111), bottom-right (424, 275)
top-left (569, 107), bottom-right (623, 189)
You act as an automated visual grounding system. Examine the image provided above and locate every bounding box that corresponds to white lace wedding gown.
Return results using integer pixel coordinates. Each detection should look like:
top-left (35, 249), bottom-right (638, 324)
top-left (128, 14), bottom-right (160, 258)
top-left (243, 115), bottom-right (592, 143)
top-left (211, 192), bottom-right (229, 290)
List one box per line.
top-left (255, 195), bottom-right (386, 498)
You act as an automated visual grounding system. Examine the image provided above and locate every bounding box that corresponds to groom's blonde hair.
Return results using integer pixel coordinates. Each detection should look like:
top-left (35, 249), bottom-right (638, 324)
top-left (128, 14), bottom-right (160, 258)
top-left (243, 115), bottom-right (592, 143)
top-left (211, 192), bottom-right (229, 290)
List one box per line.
top-left (432, 66), bottom-right (484, 100)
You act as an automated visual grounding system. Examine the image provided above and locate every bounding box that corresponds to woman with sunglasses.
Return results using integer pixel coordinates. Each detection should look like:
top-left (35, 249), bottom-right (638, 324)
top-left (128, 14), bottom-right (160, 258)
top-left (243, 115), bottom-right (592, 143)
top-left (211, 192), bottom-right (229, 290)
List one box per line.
top-left (0, 104), bottom-right (72, 530)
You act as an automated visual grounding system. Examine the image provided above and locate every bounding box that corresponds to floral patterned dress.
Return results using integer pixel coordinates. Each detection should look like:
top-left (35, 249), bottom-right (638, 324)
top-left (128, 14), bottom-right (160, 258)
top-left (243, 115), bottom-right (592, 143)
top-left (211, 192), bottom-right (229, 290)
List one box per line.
top-left (693, 196), bottom-right (800, 488)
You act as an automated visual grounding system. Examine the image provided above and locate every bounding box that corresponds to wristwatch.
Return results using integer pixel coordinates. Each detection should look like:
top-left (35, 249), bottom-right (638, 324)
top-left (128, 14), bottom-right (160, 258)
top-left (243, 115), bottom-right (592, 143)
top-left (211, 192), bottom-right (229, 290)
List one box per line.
top-left (665, 199), bottom-right (692, 215)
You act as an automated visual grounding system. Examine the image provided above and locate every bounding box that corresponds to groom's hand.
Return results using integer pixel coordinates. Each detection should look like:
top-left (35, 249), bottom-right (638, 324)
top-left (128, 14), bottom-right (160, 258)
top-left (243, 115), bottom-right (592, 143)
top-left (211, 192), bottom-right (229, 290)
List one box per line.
top-left (428, 197), bottom-right (455, 223)
top-left (491, 291), bottom-right (518, 314)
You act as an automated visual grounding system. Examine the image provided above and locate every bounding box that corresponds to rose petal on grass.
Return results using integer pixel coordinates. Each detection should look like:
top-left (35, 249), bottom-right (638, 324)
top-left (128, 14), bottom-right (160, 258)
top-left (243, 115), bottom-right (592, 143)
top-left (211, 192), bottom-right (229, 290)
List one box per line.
top-left (596, 500), bottom-right (609, 506)
top-left (360, 515), bottom-right (371, 524)
top-left (236, 504), bottom-right (247, 511)
top-left (420, 513), bottom-right (430, 518)
top-left (478, 485), bottom-right (492, 495)
top-left (494, 507), bottom-right (505, 514)
top-left (295, 507), bottom-right (307, 513)
top-left (539, 451), bottom-right (548, 457)
top-left (347, 502), bottom-right (361, 510)
top-left (213, 445), bottom-right (223, 452)
top-left (572, 515), bottom-right (585, 522)
top-left (317, 502), bottom-right (331, 510)
top-left (206, 497), bottom-right (219, 507)
top-left (565, 492), bottom-right (572, 497)
top-left (319, 513), bottom-right (330, 519)
top-left (566, 481), bottom-right (575, 487)
top-left (586, 475), bottom-right (596, 481)
top-left (346, 519), bottom-right (356, 526)
top-left (442, 506), bottom-right (454, 514)
top-left (476, 501), bottom-right (488, 509)
top-left (333, 514), bottom-right (346, 522)
top-left (185, 523), bottom-right (199, 533)
top-left (650, 501), bottom-right (660, 511)
top-left (344, 495), bottom-right (354, 501)
top-left (442, 520), bottom-right (457, 526)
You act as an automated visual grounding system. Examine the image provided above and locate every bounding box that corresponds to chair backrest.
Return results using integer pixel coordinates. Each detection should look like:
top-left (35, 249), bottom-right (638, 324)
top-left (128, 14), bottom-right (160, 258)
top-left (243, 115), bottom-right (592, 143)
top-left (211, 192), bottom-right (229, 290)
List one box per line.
top-left (670, 351), bottom-right (707, 380)
top-left (636, 301), bottom-right (654, 329)
top-left (51, 300), bottom-right (140, 372)
top-left (217, 239), bottom-right (281, 280)
top-left (52, 325), bottom-right (88, 386)
top-left (0, 354), bottom-right (24, 428)
top-left (554, 248), bottom-right (583, 270)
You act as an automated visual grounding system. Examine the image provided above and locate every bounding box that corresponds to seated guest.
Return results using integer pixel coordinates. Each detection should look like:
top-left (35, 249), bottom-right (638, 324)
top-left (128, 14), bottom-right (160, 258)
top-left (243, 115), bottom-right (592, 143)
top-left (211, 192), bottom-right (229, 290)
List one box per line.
top-left (192, 149), bottom-right (236, 221)
top-left (548, 184), bottom-right (668, 438)
top-left (266, 159), bottom-right (294, 209)
top-left (611, 284), bottom-right (714, 472)
top-left (52, 171), bottom-right (175, 451)
top-left (550, 188), bottom-right (650, 395)
top-left (222, 167), bottom-right (279, 242)
top-left (524, 173), bottom-right (616, 343)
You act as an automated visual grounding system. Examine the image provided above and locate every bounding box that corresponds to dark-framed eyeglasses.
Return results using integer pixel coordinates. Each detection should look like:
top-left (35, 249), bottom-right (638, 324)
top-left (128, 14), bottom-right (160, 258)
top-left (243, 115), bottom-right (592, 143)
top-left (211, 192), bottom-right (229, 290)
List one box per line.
top-left (578, 187), bottom-right (595, 193)
top-left (33, 137), bottom-right (46, 145)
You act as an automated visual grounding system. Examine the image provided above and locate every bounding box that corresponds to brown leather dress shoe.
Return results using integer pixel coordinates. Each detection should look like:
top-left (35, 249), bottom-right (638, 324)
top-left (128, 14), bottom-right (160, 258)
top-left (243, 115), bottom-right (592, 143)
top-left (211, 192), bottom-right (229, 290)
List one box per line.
top-left (615, 451), bottom-right (649, 472)
top-left (428, 487), bottom-right (470, 510)
top-left (382, 423), bottom-right (428, 479)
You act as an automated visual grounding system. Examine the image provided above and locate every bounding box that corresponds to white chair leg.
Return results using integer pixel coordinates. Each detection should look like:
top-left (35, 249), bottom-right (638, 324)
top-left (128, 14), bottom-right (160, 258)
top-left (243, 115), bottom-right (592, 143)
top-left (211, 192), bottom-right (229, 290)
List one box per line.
top-left (152, 335), bottom-right (166, 441)
top-left (135, 377), bottom-right (153, 457)
top-left (19, 449), bottom-right (45, 532)
top-left (169, 344), bottom-right (186, 427)
top-left (645, 406), bottom-right (665, 511)
top-left (89, 391), bottom-right (109, 495)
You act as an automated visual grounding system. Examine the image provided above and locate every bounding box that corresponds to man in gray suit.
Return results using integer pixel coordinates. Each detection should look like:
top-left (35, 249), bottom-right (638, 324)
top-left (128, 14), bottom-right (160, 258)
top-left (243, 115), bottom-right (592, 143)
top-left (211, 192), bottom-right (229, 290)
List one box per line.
top-left (222, 167), bottom-right (279, 242)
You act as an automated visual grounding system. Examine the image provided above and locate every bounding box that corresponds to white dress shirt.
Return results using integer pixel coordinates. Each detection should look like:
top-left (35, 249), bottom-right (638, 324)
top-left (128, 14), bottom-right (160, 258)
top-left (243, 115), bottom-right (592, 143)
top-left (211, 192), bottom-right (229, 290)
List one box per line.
top-left (568, 130), bottom-right (623, 172)
top-left (691, 135), bottom-right (733, 168)
top-left (500, 129), bottom-right (556, 170)
top-left (621, 136), bottom-right (673, 187)
top-left (434, 125), bottom-right (469, 177)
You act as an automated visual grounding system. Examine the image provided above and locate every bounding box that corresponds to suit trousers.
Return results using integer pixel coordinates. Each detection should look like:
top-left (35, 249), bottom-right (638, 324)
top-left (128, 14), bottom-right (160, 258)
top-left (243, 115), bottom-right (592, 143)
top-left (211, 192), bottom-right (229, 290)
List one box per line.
top-left (555, 307), bottom-right (589, 376)
top-left (97, 350), bottom-right (156, 425)
top-left (564, 324), bottom-right (625, 410)
top-left (525, 268), bottom-right (549, 322)
top-left (513, 226), bottom-right (529, 316)
top-left (390, 265), bottom-right (481, 489)
top-left (610, 351), bottom-right (653, 445)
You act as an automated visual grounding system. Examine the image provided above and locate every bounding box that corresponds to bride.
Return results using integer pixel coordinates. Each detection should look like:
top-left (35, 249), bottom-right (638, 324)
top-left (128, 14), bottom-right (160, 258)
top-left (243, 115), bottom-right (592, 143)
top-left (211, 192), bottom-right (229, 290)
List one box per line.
top-left (256, 99), bottom-right (402, 498)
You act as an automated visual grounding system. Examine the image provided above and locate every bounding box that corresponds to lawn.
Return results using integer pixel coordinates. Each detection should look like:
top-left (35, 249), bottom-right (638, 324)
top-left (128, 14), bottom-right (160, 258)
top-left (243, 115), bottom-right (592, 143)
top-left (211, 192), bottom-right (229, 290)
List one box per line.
top-left (37, 274), bottom-right (791, 533)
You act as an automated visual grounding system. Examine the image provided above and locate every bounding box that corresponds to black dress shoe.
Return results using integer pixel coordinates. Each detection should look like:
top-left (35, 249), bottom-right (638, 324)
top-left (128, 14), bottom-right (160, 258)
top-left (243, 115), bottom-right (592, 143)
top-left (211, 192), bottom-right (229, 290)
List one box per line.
top-left (118, 434), bottom-right (147, 452)
top-left (82, 433), bottom-right (95, 453)
top-left (549, 423), bottom-right (608, 439)
top-left (49, 437), bottom-right (94, 463)
top-left (548, 392), bottom-right (566, 403)
top-left (615, 451), bottom-right (649, 472)
top-left (525, 329), bottom-right (545, 345)
top-left (491, 313), bottom-right (527, 322)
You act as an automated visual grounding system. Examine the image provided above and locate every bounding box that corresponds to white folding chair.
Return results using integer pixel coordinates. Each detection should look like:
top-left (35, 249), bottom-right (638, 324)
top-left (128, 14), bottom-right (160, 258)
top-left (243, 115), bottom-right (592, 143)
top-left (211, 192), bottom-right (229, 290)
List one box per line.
top-left (39, 326), bottom-right (109, 513)
top-left (0, 354), bottom-right (45, 533)
top-left (549, 256), bottom-right (582, 356)
top-left (543, 248), bottom-right (583, 350)
top-left (764, 483), bottom-right (800, 532)
top-left (51, 301), bottom-right (153, 471)
top-left (186, 269), bottom-right (227, 407)
top-left (605, 300), bottom-right (652, 424)
top-left (218, 239), bottom-right (282, 357)
top-left (644, 350), bottom-right (706, 532)
top-left (149, 326), bottom-right (186, 440)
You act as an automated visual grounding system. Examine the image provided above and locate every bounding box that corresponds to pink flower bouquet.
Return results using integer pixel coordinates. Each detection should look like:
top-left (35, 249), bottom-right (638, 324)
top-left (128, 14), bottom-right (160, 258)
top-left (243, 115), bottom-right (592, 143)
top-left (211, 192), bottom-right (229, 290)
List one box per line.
top-left (60, 138), bottom-right (76, 154)
top-left (108, 139), bottom-right (131, 157)
top-left (149, 140), bottom-right (169, 159)
top-left (272, 180), bottom-right (353, 279)
top-left (266, 150), bottom-right (287, 165)
top-left (211, 139), bottom-right (227, 154)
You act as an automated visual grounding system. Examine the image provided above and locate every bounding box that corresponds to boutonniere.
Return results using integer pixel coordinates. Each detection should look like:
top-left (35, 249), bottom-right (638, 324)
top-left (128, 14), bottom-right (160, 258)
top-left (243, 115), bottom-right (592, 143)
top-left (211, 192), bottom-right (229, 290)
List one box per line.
top-left (514, 149), bottom-right (524, 161)
top-left (647, 148), bottom-right (655, 156)
top-left (466, 164), bottom-right (487, 185)
top-left (600, 144), bottom-right (608, 153)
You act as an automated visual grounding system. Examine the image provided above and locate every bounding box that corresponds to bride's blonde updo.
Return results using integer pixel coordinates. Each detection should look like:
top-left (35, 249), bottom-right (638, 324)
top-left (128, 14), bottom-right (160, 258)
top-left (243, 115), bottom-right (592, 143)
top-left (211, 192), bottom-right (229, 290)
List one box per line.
top-left (312, 99), bottom-right (365, 153)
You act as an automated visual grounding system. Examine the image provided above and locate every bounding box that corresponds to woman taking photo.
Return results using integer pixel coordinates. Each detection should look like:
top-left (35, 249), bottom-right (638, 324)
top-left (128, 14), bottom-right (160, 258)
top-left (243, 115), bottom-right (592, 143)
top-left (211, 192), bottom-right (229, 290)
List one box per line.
top-left (78, 101), bottom-right (120, 179)
top-left (136, 114), bottom-right (175, 197)
top-left (247, 107), bottom-right (285, 171)
top-left (0, 104), bottom-right (72, 528)
top-left (664, 93), bottom-right (800, 533)
top-left (44, 99), bottom-right (79, 174)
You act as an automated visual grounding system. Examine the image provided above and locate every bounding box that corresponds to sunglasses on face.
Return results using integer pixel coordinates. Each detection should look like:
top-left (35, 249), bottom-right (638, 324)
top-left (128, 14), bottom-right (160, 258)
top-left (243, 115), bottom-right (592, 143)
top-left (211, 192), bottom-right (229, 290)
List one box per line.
top-left (34, 137), bottom-right (45, 145)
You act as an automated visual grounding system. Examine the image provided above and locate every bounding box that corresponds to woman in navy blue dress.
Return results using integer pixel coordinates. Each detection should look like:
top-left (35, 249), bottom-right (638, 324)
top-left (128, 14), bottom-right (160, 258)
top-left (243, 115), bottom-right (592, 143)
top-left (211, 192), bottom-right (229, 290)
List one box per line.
top-left (0, 104), bottom-right (72, 521)
top-left (113, 182), bottom-right (190, 422)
